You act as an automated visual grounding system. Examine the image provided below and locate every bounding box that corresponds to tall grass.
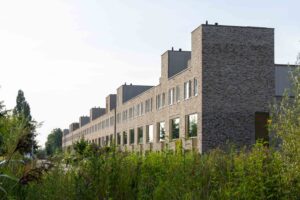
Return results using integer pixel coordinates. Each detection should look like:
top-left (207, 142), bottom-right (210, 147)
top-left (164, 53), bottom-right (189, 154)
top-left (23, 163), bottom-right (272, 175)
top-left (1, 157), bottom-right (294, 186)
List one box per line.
top-left (17, 143), bottom-right (299, 200)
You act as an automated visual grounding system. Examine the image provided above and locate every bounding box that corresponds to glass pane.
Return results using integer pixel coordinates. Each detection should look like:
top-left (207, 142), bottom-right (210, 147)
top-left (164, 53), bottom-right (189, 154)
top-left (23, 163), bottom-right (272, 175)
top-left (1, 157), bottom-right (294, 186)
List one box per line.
top-left (171, 118), bottom-right (180, 139)
top-left (158, 122), bottom-right (165, 141)
top-left (123, 131), bottom-right (127, 145)
top-left (138, 127), bottom-right (143, 144)
top-left (149, 125), bottom-right (153, 143)
top-left (130, 129), bottom-right (135, 144)
top-left (188, 114), bottom-right (198, 137)
top-left (146, 125), bottom-right (154, 143)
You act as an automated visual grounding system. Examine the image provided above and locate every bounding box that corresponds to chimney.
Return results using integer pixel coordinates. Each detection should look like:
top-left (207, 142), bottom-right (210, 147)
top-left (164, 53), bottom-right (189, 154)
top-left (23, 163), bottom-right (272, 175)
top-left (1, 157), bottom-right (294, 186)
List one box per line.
top-left (215, 22), bottom-right (218, 26)
top-left (179, 48), bottom-right (182, 52)
top-left (206, 20), bottom-right (208, 25)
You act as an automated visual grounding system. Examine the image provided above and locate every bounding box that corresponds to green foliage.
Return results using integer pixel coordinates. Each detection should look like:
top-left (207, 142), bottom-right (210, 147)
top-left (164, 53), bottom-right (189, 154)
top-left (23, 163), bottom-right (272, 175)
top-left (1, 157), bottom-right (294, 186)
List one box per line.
top-left (36, 149), bottom-right (47, 160)
top-left (12, 90), bottom-right (38, 155)
top-left (10, 145), bottom-right (297, 200)
top-left (73, 138), bottom-right (88, 156)
top-left (45, 128), bottom-right (63, 156)
top-left (13, 90), bottom-right (31, 121)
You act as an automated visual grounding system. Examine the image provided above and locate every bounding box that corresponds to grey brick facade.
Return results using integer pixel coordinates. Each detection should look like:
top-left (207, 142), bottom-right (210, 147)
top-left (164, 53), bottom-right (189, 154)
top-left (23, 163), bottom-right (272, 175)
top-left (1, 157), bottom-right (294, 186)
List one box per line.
top-left (62, 23), bottom-right (286, 153)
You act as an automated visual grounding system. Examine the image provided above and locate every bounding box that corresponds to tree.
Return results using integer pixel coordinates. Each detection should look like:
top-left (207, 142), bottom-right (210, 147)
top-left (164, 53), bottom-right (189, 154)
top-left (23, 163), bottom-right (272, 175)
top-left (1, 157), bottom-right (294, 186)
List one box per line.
top-left (270, 55), bottom-right (300, 168)
top-left (73, 138), bottom-right (88, 156)
top-left (12, 90), bottom-right (38, 155)
top-left (13, 90), bottom-right (31, 121)
top-left (36, 148), bottom-right (47, 159)
top-left (45, 128), bottom-right (63, 156)
top-left (0, 101), bottom-right (6, 117)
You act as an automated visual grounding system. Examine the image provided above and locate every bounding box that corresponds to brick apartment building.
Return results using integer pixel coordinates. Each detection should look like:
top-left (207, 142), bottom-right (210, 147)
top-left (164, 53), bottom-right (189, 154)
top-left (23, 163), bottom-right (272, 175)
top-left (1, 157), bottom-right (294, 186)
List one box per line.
top-left (62, 23), bottom-right (294, 153)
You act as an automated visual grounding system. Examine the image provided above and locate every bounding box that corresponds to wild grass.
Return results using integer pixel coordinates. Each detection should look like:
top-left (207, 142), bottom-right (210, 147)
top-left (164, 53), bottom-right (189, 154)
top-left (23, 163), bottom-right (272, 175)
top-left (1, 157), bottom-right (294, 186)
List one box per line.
top-left (11, 143), bottom-right (298, 200)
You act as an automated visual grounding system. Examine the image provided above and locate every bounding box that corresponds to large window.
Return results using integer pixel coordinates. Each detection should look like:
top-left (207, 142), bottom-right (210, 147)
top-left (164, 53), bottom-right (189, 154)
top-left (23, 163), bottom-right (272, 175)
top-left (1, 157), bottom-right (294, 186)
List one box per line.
top-left (146, 124), bottom-right (154, 143)
top-left (130, 129), bottom-right (135, 144)
top-left (184, 81), bottom-right (192, 100)
top-left (255, 112), bottom-right (269, 143)
top-left (186, 113), bottom-right (198, 137)
top-left (138, 127), bottom-right (143, 144)
top-left (157, 122), bottom-right (165, 142)
top-left (123, 131), bottom-right (127, 145)
top-left (171, 118), bottom-right (180, 139)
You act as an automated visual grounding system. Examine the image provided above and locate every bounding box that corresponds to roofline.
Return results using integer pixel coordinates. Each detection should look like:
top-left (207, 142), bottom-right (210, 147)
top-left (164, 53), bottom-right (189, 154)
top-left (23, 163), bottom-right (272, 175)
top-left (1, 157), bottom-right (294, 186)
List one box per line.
top-left (191, 24), bottom-right (273, 33)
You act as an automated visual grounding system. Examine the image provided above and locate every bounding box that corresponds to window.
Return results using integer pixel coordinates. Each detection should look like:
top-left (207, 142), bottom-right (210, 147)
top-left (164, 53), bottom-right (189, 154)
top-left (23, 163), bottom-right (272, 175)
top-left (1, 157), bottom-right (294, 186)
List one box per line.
top-left (123, 131), bottom-right (128, 145)
top-left (110, 116), bottom-right (114, 126)
top-left (194, 78), bottom-right (198, 96)
top-left (146, 125), bottom-right (154, 143)
top-left (255, 112), bottom-right (269, 143)
top-left (117, 113), bottom-right (121, 124)
top-left (168, 89), bottom-right (171, 105)
top-left (129, 107), bottom-right (133, 119)
top-left (138, 127), bottom-right (143, 144)
top-left (145, 99), bottom-right (149, 113)
top-left (162, 93), bottom-right (166, 107)
top-left (122, 110), bottom-right (128, 122)
top-left (184, 81), bottom-right (192, 99)
top-left (117, 133), bottom-right (121, 145)
top-left (145, 98), bottom-right (153, 113)
top-left (186, 113), bottom-right (198, 137)
top-left (130, 129), bottom-right (135, 144)
top-left (156, 94), bottom-right (161, 110)
top-left (171, 118), bottom-right (180, 139)
top-left (157, 122), bottom-right (165, 142)
top-left (176, 86), bottom-right (180, 102)
top-left (168, 88), bottom-right (175, 105)
top-left (141, 102), bottom-right (144, 115)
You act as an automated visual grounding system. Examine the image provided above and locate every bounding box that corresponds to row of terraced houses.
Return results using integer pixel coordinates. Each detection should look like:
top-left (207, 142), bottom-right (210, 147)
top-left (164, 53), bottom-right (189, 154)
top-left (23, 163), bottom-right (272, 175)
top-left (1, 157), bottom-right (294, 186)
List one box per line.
top-left (62, 23), bottom-right (295, 153)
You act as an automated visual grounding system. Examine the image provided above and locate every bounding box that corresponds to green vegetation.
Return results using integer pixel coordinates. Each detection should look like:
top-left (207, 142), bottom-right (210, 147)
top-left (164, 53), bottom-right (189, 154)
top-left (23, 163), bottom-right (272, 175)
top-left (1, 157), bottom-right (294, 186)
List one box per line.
top-left (12, 90), bottom-right (38, 155)
top-left (12, 143), bottom-right (300, 200)
top-left (45, 128), bottom-right (63, 156)
top-left (0, 91), bottom-right (36, 199)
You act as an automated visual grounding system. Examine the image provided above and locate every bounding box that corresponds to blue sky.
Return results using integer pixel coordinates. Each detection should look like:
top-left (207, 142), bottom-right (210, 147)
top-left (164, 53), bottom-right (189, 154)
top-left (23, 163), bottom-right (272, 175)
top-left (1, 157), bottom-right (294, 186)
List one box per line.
top-left (0, 0), bottom-right (299, 147)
